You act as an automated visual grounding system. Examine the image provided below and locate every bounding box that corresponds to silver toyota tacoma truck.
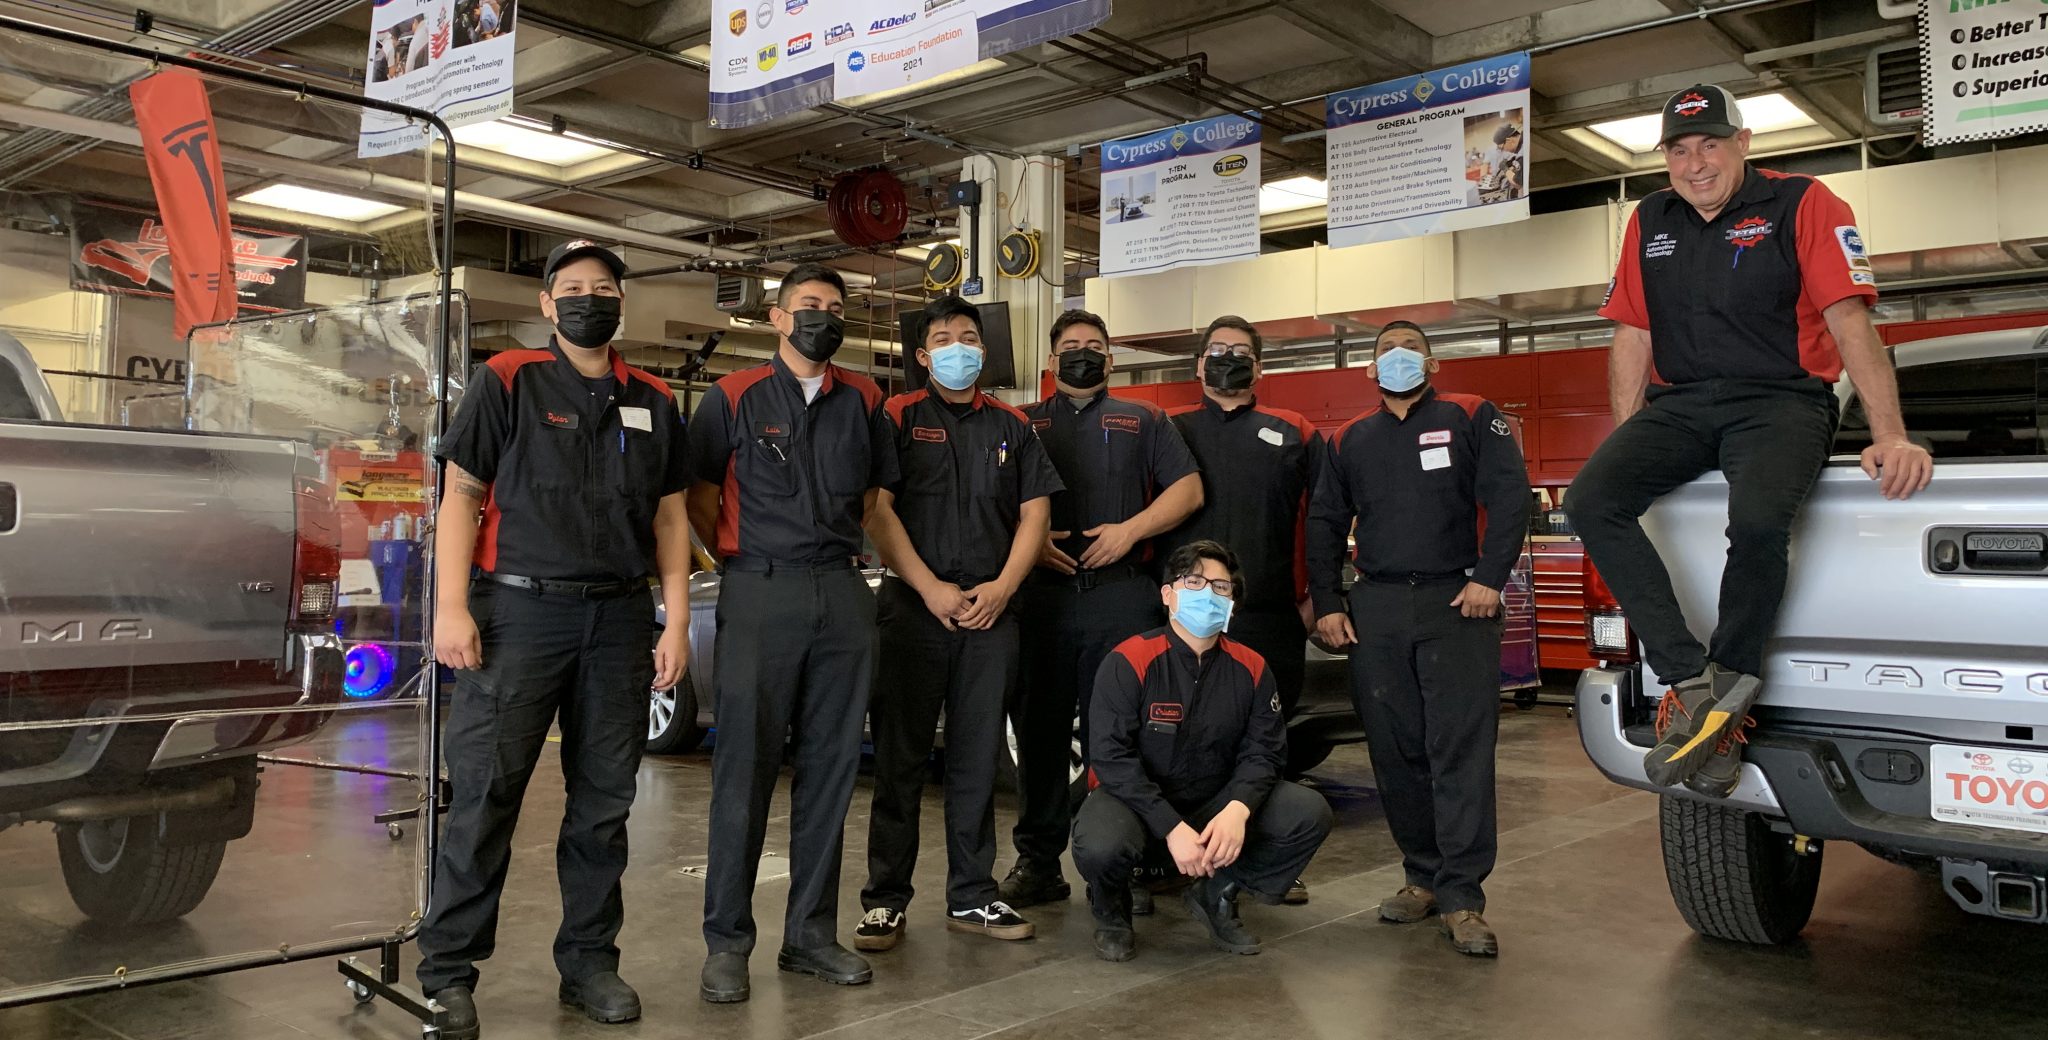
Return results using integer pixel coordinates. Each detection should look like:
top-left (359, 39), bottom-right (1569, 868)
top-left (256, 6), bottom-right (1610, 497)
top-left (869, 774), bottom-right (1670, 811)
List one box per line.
top-left (1576, 325), bottom-right (2048, 944)
top-left (0, 333), bottom-right (345, 924)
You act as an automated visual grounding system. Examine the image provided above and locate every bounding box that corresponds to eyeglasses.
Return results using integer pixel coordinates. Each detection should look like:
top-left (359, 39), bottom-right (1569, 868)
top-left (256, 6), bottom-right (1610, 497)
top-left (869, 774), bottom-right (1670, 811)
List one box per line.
top-left (1172, 573), bottom-right (1236, 597)
top-left (1202, 343), bottom-right (1257, 359)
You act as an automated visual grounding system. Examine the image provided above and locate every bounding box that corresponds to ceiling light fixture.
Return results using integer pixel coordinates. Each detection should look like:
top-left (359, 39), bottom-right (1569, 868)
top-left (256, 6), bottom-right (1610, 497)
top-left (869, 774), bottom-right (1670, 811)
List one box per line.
top-left (1585, 91), bottom-right (1819, 154)
top-left (1258, 176), bottom-right (1326, 215)
top-left (452, 118), bottom-right (620, 166)
top-left (235, 184), bottom-right (405, 222)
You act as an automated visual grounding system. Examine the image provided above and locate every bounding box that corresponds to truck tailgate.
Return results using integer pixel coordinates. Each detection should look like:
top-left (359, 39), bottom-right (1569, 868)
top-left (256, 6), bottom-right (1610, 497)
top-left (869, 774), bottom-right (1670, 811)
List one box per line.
top-left (0, 421), bottom-right (305, 674)
top-left (1645, 458), bottom-right (2048, 726)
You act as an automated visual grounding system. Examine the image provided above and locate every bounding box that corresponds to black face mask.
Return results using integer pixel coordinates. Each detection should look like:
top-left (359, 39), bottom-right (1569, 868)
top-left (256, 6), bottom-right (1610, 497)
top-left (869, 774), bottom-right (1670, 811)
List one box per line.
top-left (1057, 348), bottom-right (1107, 390)
top-left (552, 293), bottom-right (621, 348)
top-left (788, 310), bottom-right (845, 363)
top-left (1203, 353), bottom-right (1255, 393)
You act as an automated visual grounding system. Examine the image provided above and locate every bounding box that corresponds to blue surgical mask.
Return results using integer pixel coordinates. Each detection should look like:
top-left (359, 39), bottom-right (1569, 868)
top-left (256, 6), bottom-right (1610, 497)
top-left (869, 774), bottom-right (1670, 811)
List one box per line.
top-left (1374, 346), bottom-right (1427, 395)
top-left (1172, 586), bottom-right (1234, 639)
top-left (927, 343), bottom-right (984, 391)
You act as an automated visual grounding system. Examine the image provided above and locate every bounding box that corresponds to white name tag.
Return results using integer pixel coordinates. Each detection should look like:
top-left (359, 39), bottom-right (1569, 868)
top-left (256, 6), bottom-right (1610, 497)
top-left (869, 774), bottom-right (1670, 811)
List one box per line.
top-left (1419, 446), bottom-right (1451, 471)
top-left (1258, 427), bottom-right (1284, 446)
top-left (619, 406), bottom-right (653, 432)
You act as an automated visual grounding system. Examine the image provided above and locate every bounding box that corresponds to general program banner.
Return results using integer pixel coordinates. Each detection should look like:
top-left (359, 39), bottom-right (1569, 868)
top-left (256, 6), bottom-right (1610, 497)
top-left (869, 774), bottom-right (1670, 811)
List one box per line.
top-left (709, 0), bottom-right (1109, 129)
top-left (1324, 52), bottom-right (1531, 248)
top-left (1097, 114), bottom-right (1261, 279)
top-left (1922, 1), bottom-right (2048, 145)
top-left (359, 0), bottom-right (517, 157)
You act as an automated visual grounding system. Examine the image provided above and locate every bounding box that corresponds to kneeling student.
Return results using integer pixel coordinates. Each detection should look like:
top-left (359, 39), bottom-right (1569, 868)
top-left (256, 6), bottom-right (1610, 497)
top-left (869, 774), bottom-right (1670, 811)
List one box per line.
top-left (1072, 540), bottom-right (1333, 962)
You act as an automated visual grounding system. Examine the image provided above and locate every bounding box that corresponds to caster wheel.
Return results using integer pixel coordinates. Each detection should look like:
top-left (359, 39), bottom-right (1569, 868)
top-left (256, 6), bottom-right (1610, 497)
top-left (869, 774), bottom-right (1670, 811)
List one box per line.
top-left (348, 979), bottom-right (373, 1004)
top-left (387, 823), bottom-right (404, 841)
top-left (1513, 689), bottom-right (1538, 711)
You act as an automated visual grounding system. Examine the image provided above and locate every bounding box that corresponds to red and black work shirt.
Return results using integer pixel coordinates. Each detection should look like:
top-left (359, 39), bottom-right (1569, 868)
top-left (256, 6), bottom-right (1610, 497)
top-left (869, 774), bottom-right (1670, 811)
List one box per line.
top-left (437, 337), bottom-right (690, 582)
top-left (1601, 164), bottom-right (1877, 384)
top-left (880, 389), bottom-right (1064, 588)
top-left (1024, 391), bottom-right (1199, 568)
top-left (1165, 397), bottom-right (1325, 613)
top-left (1089, 627), bottom-right (1285, 838)
top-left (1306, 388), bottom-right (1531, 617)
top-left (687, 353), bottom-right (897, 565)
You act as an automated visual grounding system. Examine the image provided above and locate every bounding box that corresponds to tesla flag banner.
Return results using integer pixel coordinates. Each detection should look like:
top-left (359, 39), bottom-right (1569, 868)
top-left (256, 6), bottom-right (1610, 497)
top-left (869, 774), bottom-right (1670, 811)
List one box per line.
top-left (72, 202), bottom-right (308, 315)
top-left (709, 0), bottom-right (1110, 129)
top-left (1921, 0), bottom-right (2048, 145)
top-left (128, 69), bottom-right (237, 340)
top-left (1097, 114), bottom-right (1262, 279)
top-left (359, 0), bottom-right (518, 157)
top-left (1323, 52), bottom-right (1532, 248)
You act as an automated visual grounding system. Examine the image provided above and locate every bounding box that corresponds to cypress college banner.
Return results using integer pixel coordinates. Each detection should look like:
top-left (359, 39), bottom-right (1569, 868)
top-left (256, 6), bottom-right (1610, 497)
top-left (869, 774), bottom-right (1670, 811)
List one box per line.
top-left (1922, 0), bottom-right (2048, 145)
top-left (710, 0), bottom-right (1109, 129)
top-left (1097, 114), bottom-right (1261, 279)
top-left (360, 0), bottom-right (517, 157)
top-left (1324, 52), bottom-right (1532, 248)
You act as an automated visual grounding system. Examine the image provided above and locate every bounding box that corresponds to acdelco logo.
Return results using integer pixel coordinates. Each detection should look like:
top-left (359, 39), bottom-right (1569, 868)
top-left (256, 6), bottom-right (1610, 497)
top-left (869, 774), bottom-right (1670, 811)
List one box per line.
top-left (1212, 154), bottom-right (1248, 176)
top-left (868, 12), bottom-right (916, 33)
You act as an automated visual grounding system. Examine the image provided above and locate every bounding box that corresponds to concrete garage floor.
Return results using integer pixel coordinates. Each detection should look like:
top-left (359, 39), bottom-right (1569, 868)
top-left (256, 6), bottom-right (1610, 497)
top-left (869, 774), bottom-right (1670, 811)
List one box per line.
top-left (4, 703), bottom-right (2045, 1040)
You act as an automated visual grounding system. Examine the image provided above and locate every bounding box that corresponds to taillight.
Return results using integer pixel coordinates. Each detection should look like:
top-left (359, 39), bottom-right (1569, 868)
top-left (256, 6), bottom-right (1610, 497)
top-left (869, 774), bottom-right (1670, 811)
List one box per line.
top-left (1583, 554), bottom-right (1637, 664)
top-left (293, 475), bottom-right (341, 624)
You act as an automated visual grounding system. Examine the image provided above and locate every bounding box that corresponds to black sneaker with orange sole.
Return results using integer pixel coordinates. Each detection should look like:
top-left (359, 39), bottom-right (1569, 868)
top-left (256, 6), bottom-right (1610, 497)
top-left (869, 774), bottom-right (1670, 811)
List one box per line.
top-left (1643, 666), bottom-right (1763, 788)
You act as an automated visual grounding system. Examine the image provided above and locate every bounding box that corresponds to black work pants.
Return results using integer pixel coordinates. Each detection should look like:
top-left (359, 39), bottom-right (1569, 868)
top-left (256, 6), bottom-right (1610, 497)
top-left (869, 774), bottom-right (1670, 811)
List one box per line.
top-left (1010, 570), bottom-right (1162, 869)
top-left (1349, 577), bottom-right (1500, 915)
top-left (1228, 606), bottom-right (1308, 720)
top-left (417, 580), bottom-right (654, 993)
top-left (863, 577), bottom-right (1016, 914)
top-left (702, 565), bottom-right (875, 955)
top-left (1070, 784), bottom-right (1332, 907)
top-left (1565, 378), bottom-right (1836, 685)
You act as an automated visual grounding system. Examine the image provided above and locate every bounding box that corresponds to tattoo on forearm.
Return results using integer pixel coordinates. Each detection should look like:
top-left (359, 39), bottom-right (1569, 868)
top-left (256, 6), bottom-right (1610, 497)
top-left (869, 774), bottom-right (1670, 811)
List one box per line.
top-left (451, 474), bottom-right (487, 500)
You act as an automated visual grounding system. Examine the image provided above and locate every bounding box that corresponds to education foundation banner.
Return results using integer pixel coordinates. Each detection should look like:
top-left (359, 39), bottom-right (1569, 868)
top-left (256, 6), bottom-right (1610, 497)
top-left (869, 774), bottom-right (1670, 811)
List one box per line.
top-left (1324, 52), bottom-right (1532, 249)
top-left (1097, 114), bottom-right (1262, 279)
top-left (359, 0), bottom-right (517, 157)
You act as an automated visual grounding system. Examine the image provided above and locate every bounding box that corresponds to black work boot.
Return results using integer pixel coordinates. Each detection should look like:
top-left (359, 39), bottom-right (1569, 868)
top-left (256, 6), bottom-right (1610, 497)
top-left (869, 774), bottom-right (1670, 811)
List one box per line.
top-left (558, 971), bottom-right (640, 1024)
top-left (699, 952), bottom-right (749, 1004)
top-left (1183, 879), bottom-right (1260, 955)
top-left (997, 860), bottom-right (1072, 908)
top-left (1087, 884), bottom-right (1136, 962)
top-left (1645, 665), bottom-right (1763, 788)
top-left (776, 943), bottom-right (873, 986)
top-left (427, 986), bottom-right (479, 1040)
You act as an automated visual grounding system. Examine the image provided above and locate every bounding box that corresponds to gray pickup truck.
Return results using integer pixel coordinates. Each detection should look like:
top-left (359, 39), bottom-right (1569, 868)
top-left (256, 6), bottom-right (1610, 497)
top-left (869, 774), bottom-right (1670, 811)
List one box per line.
top-left (0, 333), bottom-right (345, 924)
top-left (1576, 325), bottom-right (2048, 943)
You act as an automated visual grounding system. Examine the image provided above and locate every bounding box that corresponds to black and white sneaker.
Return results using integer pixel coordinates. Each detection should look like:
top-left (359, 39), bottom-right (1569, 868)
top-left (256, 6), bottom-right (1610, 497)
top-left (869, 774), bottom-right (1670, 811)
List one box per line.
top-left (853, 907), bottom-right (905, 952)
top-left (946, 901), bottom-right (1035, 941)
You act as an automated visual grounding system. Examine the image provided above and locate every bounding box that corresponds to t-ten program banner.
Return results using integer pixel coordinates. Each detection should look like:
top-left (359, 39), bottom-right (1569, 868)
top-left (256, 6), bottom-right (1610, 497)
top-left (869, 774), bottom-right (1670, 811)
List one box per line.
top-left (1097, 114), bottom-right (1261, 279)
top-left (710, 0), bottom-right (1109, 129)
top-left (72, 202), bottom-right (308, 314)
top-left (360, 0), bottom-right (517, 157)
top-left (1324, 52), bottom-right (1532, 248)
top-left (1922, 0), bottom-right (2048, 145)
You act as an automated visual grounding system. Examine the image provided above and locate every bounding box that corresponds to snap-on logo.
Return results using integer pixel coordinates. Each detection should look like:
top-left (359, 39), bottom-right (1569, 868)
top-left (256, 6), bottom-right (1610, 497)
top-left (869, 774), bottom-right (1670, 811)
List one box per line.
top-left (911, 426), bottom-right (947, 443)
top-left (1725, 216), bottom-right (1773, 267)
top-left (1101, 414), bottom-right (1141, 435)
top-left (1418, 430), bottom-right (1451, 445)
top-left (1149, 702), bottom-right (1183, 724)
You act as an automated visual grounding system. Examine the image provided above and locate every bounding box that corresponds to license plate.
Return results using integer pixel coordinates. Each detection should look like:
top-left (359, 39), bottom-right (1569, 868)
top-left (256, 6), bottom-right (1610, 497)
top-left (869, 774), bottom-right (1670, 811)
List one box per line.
top-left (1930, 744), bottom-right (2048, 834)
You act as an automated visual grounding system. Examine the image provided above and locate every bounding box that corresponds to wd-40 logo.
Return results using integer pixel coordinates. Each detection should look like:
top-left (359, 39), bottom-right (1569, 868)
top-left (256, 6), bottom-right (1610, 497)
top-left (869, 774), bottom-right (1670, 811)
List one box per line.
top-left (1412, 76), bottom-right (1434, 104)
top-left (1672, 91), bottom-right (1710, 117)
top-left (825, 22), bottom-right (855, 44)
top-left (787, 32), bottom-right (812, 57)
top-left (757, 43), bottom-right (779, 71)
top-left (869, 12), bottom-right (916, 33)
top-left (1725, 216), bottom-right (1774, 267)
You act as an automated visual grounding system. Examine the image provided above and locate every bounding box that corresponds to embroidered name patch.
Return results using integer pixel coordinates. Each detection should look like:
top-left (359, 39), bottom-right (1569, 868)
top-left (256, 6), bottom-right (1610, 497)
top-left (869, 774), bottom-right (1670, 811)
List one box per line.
top-left (1101, 414), bottom-right (1141, 435)
top-left (911, 427), bottom-right (947, 443)
top-left (1418, 430), bottom-right (1452, 445)
top-left (1149, 702), bottom-right (1184, 724)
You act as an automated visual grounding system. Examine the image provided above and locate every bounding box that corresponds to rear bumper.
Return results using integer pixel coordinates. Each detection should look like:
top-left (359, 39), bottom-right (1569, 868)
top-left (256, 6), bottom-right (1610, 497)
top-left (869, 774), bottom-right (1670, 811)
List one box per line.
top-left (1574, 666), bottom-right (1782, 815)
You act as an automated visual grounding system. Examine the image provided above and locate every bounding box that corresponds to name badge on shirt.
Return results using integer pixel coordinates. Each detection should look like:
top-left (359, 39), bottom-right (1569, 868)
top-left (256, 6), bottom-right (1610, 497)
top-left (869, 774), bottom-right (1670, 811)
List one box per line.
top-left (619, 406), bottom-right (652, 432)
top-left (1419, 446), bottom-right (1452, 471)
top-left (1418, 429), bottom-right (1451, 445)
top-left (1258, 427), bottom-right (1284, 446)
top-left (544, 410), bottom-right (579, 429)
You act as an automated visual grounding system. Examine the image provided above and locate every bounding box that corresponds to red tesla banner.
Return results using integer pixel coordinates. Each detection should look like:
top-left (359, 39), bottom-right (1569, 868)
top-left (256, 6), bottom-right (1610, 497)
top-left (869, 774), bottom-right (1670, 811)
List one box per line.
top-left (128, 68), bottom-right (237, 340)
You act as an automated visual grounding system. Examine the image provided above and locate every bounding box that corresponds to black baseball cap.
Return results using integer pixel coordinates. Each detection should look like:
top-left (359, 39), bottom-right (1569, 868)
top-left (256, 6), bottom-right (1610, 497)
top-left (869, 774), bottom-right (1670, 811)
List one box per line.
top-left (543, 239), bottom-right (627, 287)
top-left (1659, 84), bottom-right (1744, 147)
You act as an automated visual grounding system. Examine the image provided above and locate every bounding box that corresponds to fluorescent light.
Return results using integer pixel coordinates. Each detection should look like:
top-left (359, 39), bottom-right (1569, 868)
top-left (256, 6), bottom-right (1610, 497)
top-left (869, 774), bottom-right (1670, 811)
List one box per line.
top-left (452, 119), bottom-right (619, 167)
top-left (1586, 92), bottom-right (1819, 154)
top-left (1259, 176), bottom-right (1325, 215)
top-left (236, 184), bottom-right (404, 222)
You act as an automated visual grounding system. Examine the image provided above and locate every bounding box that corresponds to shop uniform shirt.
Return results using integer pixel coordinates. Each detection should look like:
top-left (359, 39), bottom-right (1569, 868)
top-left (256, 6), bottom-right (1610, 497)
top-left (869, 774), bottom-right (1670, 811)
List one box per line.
top-left (881, 389), bottom-right (1063, 587)
top-left (438, 338), bottom-right (690, 582)
top-left (1025, 391), bottom-right (1200, 567)
top-left (1601, 164), bottom-right (1878, 384)
top-left (1089, 628), bottom-right (1285, 838)
top-left (688, 353), bottom-right (897, 565)
top-left (1306, 388), bottom-right (1531, 617)
top-left (1166, 397), bottom-right (1324, 614)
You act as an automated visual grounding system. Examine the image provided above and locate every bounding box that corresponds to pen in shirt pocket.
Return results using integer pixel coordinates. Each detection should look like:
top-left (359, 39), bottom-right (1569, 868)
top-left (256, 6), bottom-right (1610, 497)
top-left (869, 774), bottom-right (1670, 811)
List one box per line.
top-left (997, 440), bottom-right (1009, 466)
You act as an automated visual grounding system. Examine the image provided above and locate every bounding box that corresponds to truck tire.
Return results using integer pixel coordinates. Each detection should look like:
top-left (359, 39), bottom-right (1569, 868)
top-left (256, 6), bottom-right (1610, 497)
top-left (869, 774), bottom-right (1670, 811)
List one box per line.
top-left (56, 813), bottom-right (229, 925)
top-left (1659, 794), bottom-right (1820, 945)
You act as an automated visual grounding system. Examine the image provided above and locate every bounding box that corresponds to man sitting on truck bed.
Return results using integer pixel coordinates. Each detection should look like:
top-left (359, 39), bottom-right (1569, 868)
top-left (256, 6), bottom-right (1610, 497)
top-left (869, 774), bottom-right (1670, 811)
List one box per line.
top-left (1566, 84), bottom-right (1933, 799)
